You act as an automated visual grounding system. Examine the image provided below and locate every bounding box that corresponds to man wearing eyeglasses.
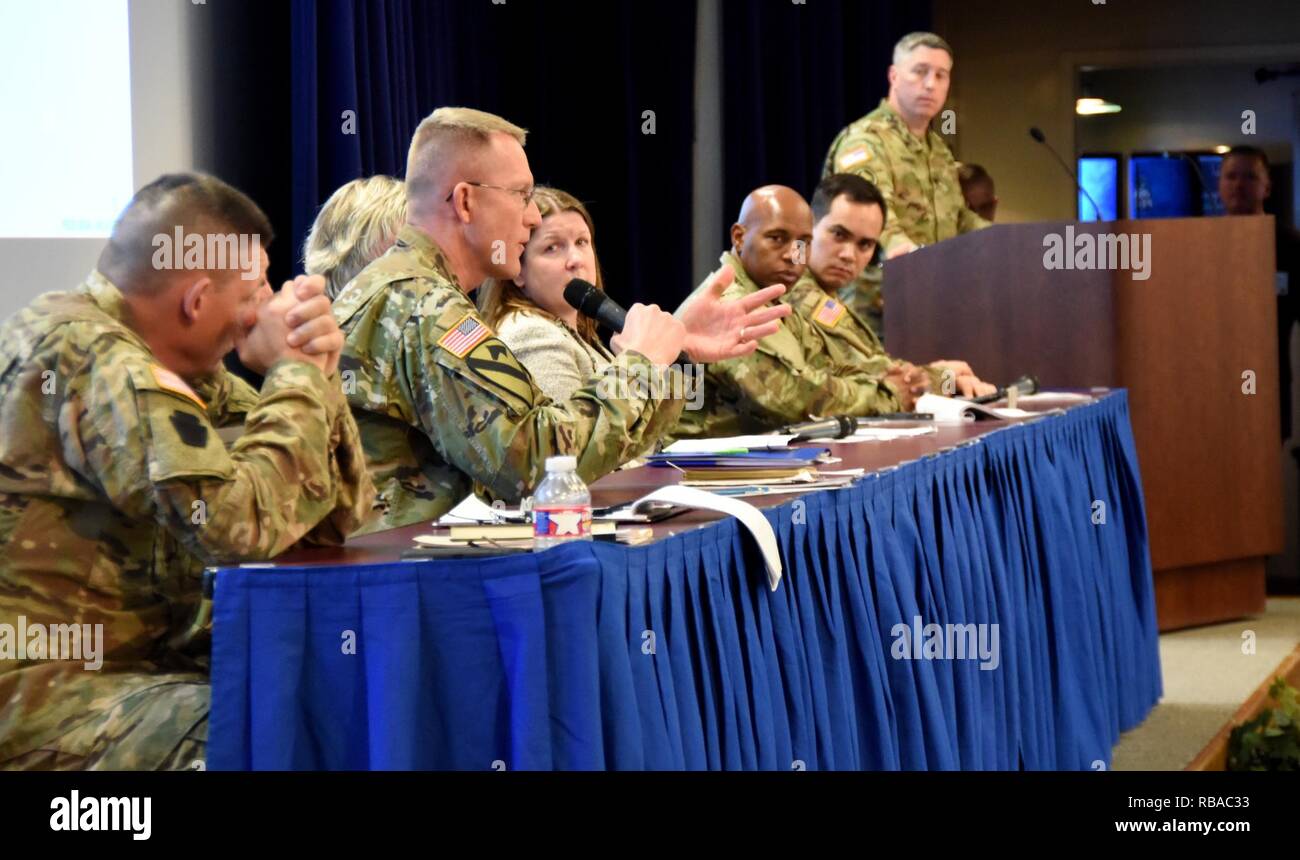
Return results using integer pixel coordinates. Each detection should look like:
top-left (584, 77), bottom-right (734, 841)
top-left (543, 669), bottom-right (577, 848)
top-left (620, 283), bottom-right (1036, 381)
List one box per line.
top-left (822, 32), bottom-right (989, 337)
top-left (333, 107), bottom-right (791, 533)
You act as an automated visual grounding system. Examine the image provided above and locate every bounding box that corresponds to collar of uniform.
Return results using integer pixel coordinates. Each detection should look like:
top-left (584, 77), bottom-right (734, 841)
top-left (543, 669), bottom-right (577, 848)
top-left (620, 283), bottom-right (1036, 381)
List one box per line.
top-left (720, 251), bottom-right (761, 296)
top-left (333, 224), bottom-right (462, 326)
top-left (392, 224), bottom-right (459, 280)
top-left (78, 268), bottom-right (197, 380)
top-left (786, 271), bottom-right (827, 312)
top-left (875, 98), bottom-right (932, 153)
top-left (80, 269), bottom-right (131, 322)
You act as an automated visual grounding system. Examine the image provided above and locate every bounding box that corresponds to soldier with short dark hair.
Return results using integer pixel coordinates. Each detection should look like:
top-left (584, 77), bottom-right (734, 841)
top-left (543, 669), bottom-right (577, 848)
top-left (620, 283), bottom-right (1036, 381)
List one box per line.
top-left (0, 173), bottom-right (374, 769)
top-left (791, 173), bottom-right (995, 399)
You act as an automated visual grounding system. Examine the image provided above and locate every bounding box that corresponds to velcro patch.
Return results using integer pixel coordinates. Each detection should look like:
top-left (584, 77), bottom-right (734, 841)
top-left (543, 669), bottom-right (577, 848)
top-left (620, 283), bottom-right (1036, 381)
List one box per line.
top-left (838, 147), bottom-right (870, 169)
top-left (437, 313), bottom-right (493, 358)
top-left (463, 338), bottom-right (535, 413)
top-left (814, 298), bottom-right (846, 328)
top-left (150, 364), bottom-right (206, 410)
top-left (170, 410), bottom-right (210, 448)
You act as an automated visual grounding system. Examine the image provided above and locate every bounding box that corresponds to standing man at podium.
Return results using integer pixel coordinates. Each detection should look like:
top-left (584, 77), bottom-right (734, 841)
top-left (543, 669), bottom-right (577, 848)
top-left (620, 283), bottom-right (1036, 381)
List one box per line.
top-left (822, 31), bottom-right (989, 336)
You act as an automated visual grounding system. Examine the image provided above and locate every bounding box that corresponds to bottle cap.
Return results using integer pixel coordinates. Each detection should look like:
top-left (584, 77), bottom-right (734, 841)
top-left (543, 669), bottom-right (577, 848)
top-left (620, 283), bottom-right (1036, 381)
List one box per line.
top-left (545, 455), bottom-right (577, 472)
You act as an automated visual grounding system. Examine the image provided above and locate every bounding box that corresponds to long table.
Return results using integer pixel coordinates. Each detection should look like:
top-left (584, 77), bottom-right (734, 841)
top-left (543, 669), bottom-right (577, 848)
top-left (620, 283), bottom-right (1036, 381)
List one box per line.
top-left (208, 391), bottom-right (1162, 770)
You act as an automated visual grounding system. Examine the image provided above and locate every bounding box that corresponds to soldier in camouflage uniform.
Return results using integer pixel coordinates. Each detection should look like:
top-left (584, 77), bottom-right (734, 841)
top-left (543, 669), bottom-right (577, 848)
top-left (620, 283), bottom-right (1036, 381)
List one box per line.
top-left (822, 32), bottom-right (990, 336)
top-left (0, 174), bottom-right (374, 770)
top-left (792, 173), bottom-right (995, 398)
top-left (673, 186), bottom-right (928, 440)
top-left (336, 108), bottom-right (791, 532)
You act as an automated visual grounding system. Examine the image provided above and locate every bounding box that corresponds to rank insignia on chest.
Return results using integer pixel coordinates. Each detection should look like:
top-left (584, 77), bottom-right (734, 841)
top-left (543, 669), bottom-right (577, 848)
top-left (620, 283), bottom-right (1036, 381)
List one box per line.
top-left (814, 298), bottom-right (845, 328)
top-left (437, 313), bottom-right (493, 358)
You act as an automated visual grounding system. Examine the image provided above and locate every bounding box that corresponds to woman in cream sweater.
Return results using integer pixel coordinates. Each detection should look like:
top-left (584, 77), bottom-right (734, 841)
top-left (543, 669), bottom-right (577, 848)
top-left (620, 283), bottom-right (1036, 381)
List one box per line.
top-left (477, 187), bottom-right (618, 402)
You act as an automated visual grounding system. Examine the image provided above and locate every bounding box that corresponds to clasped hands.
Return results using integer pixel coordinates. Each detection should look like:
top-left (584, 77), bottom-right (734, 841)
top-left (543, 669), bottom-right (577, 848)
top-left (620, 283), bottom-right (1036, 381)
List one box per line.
top-left (237, 275), bottom-right (345, 377)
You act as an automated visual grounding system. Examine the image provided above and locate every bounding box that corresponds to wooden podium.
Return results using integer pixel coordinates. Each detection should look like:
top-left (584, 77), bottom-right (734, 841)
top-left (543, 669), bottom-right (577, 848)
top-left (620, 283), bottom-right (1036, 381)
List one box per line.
top-left (884, 216), bottom-right (1283, 630)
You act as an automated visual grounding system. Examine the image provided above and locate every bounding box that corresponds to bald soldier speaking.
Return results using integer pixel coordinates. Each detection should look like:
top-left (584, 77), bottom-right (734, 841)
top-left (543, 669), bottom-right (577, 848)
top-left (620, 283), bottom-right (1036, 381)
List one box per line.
top-left (0, 174), bottom-right (373, 769)
top-left (673, 185), bottom-right (928, 440)
top-left (335, 107), bottom-right (791, 533)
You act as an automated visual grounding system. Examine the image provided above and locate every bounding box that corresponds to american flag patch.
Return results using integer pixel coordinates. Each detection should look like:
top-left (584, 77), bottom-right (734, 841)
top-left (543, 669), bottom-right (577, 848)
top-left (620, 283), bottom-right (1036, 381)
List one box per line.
top-left (814, 298), bottom-right (846, 327)
top-left (437, 313), bottom-right (493, 357)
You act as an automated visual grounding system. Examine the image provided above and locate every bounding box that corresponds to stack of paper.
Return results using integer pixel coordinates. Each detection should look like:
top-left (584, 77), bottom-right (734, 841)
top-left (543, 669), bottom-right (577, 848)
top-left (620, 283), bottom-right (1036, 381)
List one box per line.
top-left (915, 393), bottom-right (1039, 423)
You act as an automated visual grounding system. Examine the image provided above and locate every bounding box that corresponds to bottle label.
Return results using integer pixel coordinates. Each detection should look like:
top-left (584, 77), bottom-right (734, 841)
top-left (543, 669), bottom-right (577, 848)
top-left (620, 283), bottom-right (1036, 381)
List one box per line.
top-left (533, 506), bottom-right (593, 540)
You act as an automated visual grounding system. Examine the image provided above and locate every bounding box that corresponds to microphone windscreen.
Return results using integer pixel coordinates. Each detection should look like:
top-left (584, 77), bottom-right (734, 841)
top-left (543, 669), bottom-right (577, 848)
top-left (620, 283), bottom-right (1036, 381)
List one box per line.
top-left (1028, 126), bottom-right (1046, 143)
top-left (563, 278), bottom-right (602, 316)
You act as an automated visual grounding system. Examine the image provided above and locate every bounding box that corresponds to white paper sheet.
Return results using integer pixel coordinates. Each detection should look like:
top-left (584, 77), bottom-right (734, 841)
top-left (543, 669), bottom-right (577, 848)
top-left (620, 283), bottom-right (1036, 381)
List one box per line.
top-left (436, 494), bottom-right (522, 525)
top-left (627, 485), bottom-right (784, 591)
top-left (811, 426), bottom-right (938, 443)
top-left (661, 434), bottom-right (797, 454)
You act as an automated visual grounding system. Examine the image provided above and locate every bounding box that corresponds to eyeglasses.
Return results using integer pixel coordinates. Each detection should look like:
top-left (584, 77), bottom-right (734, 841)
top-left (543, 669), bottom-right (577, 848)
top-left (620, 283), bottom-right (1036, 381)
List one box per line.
top-left (445, 181), bottom-right (537, 206)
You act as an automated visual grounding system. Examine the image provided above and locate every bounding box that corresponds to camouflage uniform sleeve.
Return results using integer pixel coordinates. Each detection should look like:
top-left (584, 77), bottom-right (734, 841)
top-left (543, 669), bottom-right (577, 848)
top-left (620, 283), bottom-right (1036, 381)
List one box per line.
top-left (707, 310), bottom-right (903, 423)
top-left (494, 313), bottom-right (587, 403)
top-left (63, 350), bottom-right (373, 561)
top-left (831, 129), bottom-right (908, 254)
top-left (404, 308), bottom-right (684, 502)
top-left (191, 369), bottom-right (260, 427)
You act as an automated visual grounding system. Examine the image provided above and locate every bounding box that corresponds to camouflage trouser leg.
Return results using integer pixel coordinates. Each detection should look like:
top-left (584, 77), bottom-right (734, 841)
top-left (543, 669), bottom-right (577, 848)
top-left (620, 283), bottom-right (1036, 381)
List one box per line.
top-left (1, 677), bottom-right (209, 771)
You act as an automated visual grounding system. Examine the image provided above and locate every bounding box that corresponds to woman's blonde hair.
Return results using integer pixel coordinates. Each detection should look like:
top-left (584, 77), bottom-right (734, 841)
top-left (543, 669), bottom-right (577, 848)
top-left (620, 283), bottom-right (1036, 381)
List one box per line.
top-left (303, 175), bottom-right (407, 298)
top-left (478, 187), bottom-right (604, 345)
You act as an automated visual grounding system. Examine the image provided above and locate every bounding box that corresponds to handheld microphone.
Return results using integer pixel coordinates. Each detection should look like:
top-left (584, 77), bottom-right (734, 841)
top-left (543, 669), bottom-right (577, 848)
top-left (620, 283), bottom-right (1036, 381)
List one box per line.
top-left (563, 278), bottom-right (627, 332)
top-left (1028, 127), bottom-right (1104, 221)
top-left (563, 278), bottom-right (691, 366)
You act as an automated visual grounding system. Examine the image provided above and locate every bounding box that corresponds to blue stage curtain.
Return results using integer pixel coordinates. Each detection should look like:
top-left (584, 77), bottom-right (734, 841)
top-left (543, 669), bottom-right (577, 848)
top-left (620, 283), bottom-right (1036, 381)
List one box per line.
top-left (288, 0), bottom-right (698, 309)
top-left (208, 393), bottom-right (1161, 770)
top-left (719, 0), bottom-right (932, 239)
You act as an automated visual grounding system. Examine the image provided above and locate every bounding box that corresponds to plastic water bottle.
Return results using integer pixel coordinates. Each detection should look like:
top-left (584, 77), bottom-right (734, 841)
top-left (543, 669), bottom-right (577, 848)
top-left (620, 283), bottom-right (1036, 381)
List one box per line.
top-left (531, 456), bottom-right (593, 549)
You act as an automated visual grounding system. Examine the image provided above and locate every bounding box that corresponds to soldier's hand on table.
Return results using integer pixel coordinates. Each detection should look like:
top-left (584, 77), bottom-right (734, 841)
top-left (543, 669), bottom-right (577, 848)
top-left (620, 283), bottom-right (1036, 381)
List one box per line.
top-left (673, 266), bottom-right (793, 362)
top-left (930, 359), bottom-right (973, 380)
top-left (931, 360), bottom-right (996, 398)
top-left (883, 361), bottom-right (929, 411)
top-left (611, 303), bottom-right (686, 367)
top-left (955, 375), bottom-right (997, 398)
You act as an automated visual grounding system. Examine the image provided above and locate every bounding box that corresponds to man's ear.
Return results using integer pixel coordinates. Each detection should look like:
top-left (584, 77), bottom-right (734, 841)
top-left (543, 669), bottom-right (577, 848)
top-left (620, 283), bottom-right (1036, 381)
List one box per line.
top-left (887, 64), bottom-right (897, 89)
top-left (180, 275), bottom-right (214, 323)
top-left (730, 223), bottom-right (745, 255)
top-left (450, 183), bottom-right (473, 225)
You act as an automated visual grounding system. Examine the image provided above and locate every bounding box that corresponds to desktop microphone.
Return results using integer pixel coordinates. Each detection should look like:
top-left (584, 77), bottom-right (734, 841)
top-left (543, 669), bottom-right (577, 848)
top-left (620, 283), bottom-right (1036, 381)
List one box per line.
top-left (1029, 126), bottom-right (1105, 221)
top-left (780, 415), bottom-right (856, 442)
top-left (563, 278), bottom-right (691, 365)
top-left (968, 374), bottom-right (1040, 405)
